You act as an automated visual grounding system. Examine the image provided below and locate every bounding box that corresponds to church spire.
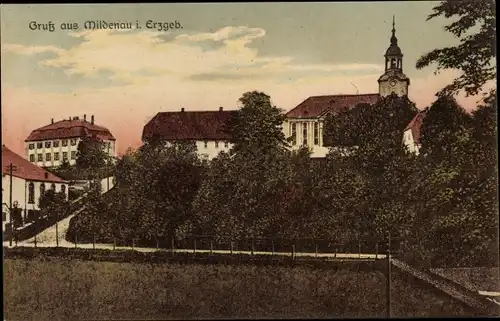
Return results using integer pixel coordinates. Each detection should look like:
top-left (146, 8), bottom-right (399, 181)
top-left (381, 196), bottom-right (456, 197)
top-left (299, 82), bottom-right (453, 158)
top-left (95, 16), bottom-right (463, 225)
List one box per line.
top-left (390, 15), bottom-right (398, 45)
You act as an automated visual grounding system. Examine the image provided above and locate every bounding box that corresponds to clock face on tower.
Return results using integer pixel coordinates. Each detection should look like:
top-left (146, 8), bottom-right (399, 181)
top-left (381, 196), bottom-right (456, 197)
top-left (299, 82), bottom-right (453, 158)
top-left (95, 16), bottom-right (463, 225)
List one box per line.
top-left (390, 80), bottom-right (397, 87)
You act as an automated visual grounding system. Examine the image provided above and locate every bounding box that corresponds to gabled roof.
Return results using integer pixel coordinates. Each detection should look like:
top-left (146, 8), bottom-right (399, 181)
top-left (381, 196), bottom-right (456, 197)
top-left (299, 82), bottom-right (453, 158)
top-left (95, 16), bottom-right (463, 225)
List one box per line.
top-left (26, 118), bottom-right (115, 142)
top-left (2, 145), bottom-right (67, 183)
top-left (405, 111), bottom-right (426, 143)
top-left (286, 93), bottom-right (380, 118)
top-left (142, 109), bottom-right (238, 141)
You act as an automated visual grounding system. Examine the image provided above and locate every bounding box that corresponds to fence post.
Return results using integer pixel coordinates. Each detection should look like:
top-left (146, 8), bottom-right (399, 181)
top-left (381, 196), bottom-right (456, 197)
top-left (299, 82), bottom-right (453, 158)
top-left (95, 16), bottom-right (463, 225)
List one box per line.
top-left (315, 243), bottom-right (318, 258)
top-left (156, 239), bottom-right (159, 250)
top-left (292, 245), bottom-right (296, 260)
top-left (334, 245), bottom-right (337, 258)
top-left (93, 234), bottom-right (96, 250)
top-left (386, 233), bottom-right (392, 318)
top-left (251, 238), bottom-right (254, 255)
top-left (132, 238), bottom-right (135, 250)
top-left (113, 238), bottom-right (116, 250)
top-left (375, 243), bottom-right (379, 259)
top-left (358, 241), bottom-right (361, 258)
top-left (193, 239), bottom-right (197, 254)
top-left (74, 236), bottom-right (77, 248)
top-left (210, 240), bottom-right (213, 255)
top-left (171, 237), bottom-right (175, 255)
top-left (230, 240), bottom-right (233, 255)
top-left (272, 240), bottom-right (275, 255)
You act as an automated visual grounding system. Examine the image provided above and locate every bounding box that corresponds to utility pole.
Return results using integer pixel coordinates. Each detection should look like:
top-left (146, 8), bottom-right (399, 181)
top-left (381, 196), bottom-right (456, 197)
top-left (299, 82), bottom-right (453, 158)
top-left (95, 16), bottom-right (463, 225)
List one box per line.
top-left (386, 231), bottom-right (392, 318)
top-left (6, 163), bottom-right (18, 247)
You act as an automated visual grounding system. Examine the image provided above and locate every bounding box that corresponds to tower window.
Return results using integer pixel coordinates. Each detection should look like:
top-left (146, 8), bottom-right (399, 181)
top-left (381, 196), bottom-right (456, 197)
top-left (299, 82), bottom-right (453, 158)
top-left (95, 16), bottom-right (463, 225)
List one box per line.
top-left (291, 123), bottom-right (297, 146)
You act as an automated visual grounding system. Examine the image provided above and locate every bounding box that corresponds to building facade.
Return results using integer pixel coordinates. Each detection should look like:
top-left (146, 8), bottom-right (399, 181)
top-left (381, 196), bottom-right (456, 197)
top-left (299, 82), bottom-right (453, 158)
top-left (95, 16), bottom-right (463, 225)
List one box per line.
top-left (142, 107), bottom-right (236, 160)
top-left (284, 94), bottom-right (380, 157)
top-left (25, 115), bottom-right (116, 168)
top-left (2, 145), bottom-right (68, 231)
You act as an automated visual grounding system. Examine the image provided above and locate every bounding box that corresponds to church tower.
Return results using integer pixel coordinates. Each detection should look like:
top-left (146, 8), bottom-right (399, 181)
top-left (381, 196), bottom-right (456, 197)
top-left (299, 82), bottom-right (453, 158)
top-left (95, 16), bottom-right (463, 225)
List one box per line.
top-left (378, 16), bottom-right (410, 97)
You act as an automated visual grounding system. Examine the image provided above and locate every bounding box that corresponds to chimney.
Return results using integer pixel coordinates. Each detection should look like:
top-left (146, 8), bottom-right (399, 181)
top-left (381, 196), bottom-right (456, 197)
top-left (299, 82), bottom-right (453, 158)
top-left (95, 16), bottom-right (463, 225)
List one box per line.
top-left (84, 114), bottom-right (87, 122)
top-left (219, 106), bottom-right (223, 111)
top-left (181, 108), bottom-right (185, 112)
top-left (91, 115), bottom-right (94, 124)
top-left (51, 118), bottom-right (54, 124)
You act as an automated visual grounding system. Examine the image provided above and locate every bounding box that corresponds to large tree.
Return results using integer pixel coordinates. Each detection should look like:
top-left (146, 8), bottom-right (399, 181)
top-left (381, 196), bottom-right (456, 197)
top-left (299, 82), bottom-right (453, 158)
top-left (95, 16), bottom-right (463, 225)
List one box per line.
top-left (416, 0), bottom-right (496, 100)
top-left (75, 135), bottom-right (111, 170)
top-left (229, 91), bottom-right (289, 157)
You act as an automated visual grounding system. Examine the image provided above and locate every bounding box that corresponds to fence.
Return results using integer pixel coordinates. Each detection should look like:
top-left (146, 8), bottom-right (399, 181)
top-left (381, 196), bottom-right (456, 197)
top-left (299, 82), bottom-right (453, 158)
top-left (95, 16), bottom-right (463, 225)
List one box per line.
top-left (57, 234), bottom-right (404, 257)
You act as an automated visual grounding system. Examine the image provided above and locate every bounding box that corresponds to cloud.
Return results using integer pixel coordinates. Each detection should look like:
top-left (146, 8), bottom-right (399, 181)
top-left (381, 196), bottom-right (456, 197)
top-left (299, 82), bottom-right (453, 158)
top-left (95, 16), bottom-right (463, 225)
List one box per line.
top-left (3, 26), bottom-right (384, 85)
top-left (2, 43), bottom-right (64, 55)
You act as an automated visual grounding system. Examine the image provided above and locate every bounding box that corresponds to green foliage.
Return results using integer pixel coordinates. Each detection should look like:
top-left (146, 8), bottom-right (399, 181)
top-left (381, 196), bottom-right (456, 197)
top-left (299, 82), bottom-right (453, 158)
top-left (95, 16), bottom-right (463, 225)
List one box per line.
top-left (415, 0), bottom-right (496, 99)
top-left (229, 91), bottom-right (289, 157)
top-left (76, 135), bottom-right (112, 170)
top-left (38, 189), bottom-right (69, 219)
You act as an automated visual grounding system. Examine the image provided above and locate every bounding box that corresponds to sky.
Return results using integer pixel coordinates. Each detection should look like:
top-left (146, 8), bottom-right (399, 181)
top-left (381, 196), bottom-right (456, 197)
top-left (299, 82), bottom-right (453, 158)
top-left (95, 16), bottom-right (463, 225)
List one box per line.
top-left (1, 2), bottom-right (495, 156)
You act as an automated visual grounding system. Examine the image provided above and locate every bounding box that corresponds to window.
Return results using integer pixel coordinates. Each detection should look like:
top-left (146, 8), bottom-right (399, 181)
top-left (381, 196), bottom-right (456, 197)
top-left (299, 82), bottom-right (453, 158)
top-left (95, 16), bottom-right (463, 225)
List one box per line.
top-left (37, 154), bottom-right (43, 162)
top-left (70, 139), bottom-right (77, 146)
top-left (2, 212), bottom-right (6, 222)
top-left (314, 122), bottom-right (319, 146)
top-left (224, 142), bottom-right (229, 148)
top-left (54, 152), bottom-right (60, 161)
top-left (29, 154), bottom-right (35, 162)
top-left (45, 141), bottom-right (51, 148)
top-left (28, 183), bottom-right (35, 204)
top-left (71, 151), bottom-right (76, 159)
top-left (37, 142), bottom-right (43, 149)
top-left (291, 123), bottom-right (297, 145)
top-left (40, 183), bottom-right (45, 196)
top-left (62, 140), bottom-right (68, 147)
top-left (53, 140), bottom-right (59, 147)
top-left (51, 183), bottom-right (56, 190)
top-left (63, 152), bottom-right (68, 160)
top-left (302, 123), bottom-right (308, 146)
top-left (215, 141), bottom-right (219, 148)
top-left (28, 144), bottom-right (35, 150)
top-left (46, 153), bottom-right (51, 161)
top-left (61, 184), bottom-right (66, 194)
top-left (204, 141), bottom-right (208, 149)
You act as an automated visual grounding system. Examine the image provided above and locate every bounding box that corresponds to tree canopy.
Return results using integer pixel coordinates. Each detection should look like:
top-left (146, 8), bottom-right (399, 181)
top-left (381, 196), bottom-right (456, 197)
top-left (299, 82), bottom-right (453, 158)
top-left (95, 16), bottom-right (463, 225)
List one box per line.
top-left (415, 0), bottom-right (496, 100)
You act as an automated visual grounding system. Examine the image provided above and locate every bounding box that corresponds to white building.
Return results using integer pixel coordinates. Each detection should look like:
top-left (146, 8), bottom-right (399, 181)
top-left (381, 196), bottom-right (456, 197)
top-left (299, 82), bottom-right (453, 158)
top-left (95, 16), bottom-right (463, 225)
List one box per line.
top-left (25, 114), bottom-right (116, 168)
top-left (284, 16), bottom-right (410, 158)
top-left (403, 111), bottom-right (426, 155)
top-left (2, 145), bottom-right (68, 231)
top-left (142, 107), bottom-right (235, 160)
top-left (284, 94), bottom-right (380, 158)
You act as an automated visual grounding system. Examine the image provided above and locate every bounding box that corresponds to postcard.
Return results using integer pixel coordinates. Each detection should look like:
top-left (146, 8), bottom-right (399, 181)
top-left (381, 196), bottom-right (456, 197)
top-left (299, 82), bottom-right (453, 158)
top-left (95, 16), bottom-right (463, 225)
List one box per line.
top-left (1, 1), bottom-right (498, 319)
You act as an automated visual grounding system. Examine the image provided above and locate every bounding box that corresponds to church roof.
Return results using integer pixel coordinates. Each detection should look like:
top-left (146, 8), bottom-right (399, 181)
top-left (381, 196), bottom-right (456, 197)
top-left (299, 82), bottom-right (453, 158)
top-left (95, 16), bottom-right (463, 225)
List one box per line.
top-left (2, 145), bottom-right (67, 183)
top-left (142, 108), bottom-right (238, 141)
top-left (286, 93), bottom-right (380, 118)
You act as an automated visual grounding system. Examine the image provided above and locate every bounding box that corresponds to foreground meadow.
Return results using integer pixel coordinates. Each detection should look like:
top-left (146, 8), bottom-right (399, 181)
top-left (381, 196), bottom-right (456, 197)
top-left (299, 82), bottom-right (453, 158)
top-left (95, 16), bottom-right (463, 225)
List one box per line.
top-left (4, 257), bottom-right (476, 320)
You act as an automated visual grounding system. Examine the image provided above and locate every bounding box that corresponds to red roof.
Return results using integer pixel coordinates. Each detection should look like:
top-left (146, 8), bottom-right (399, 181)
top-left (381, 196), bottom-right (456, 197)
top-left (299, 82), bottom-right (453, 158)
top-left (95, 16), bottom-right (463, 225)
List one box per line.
top-left (2, 145), bottom-right (67, 183)
top-left (142, 109), bottom-right (238, 141)
top-left (26, 118), bottom-right (115, 142)
top-left (286, 93), bottom-right (380, 118)
top-left (405, 111), bottom-right (426, 143)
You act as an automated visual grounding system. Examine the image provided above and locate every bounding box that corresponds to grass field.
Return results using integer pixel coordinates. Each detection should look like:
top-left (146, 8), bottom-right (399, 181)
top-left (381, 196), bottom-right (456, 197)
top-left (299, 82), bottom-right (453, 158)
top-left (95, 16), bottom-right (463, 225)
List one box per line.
top-left (4, 257), bottom-right (477, 320)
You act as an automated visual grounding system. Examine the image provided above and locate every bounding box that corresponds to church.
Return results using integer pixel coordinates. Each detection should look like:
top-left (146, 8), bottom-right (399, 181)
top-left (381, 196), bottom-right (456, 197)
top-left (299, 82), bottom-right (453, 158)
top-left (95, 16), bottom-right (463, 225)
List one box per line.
top-left (284, 16), bottom-right (410, 158)
top-left (142, 17), bottom-right (413, 160)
